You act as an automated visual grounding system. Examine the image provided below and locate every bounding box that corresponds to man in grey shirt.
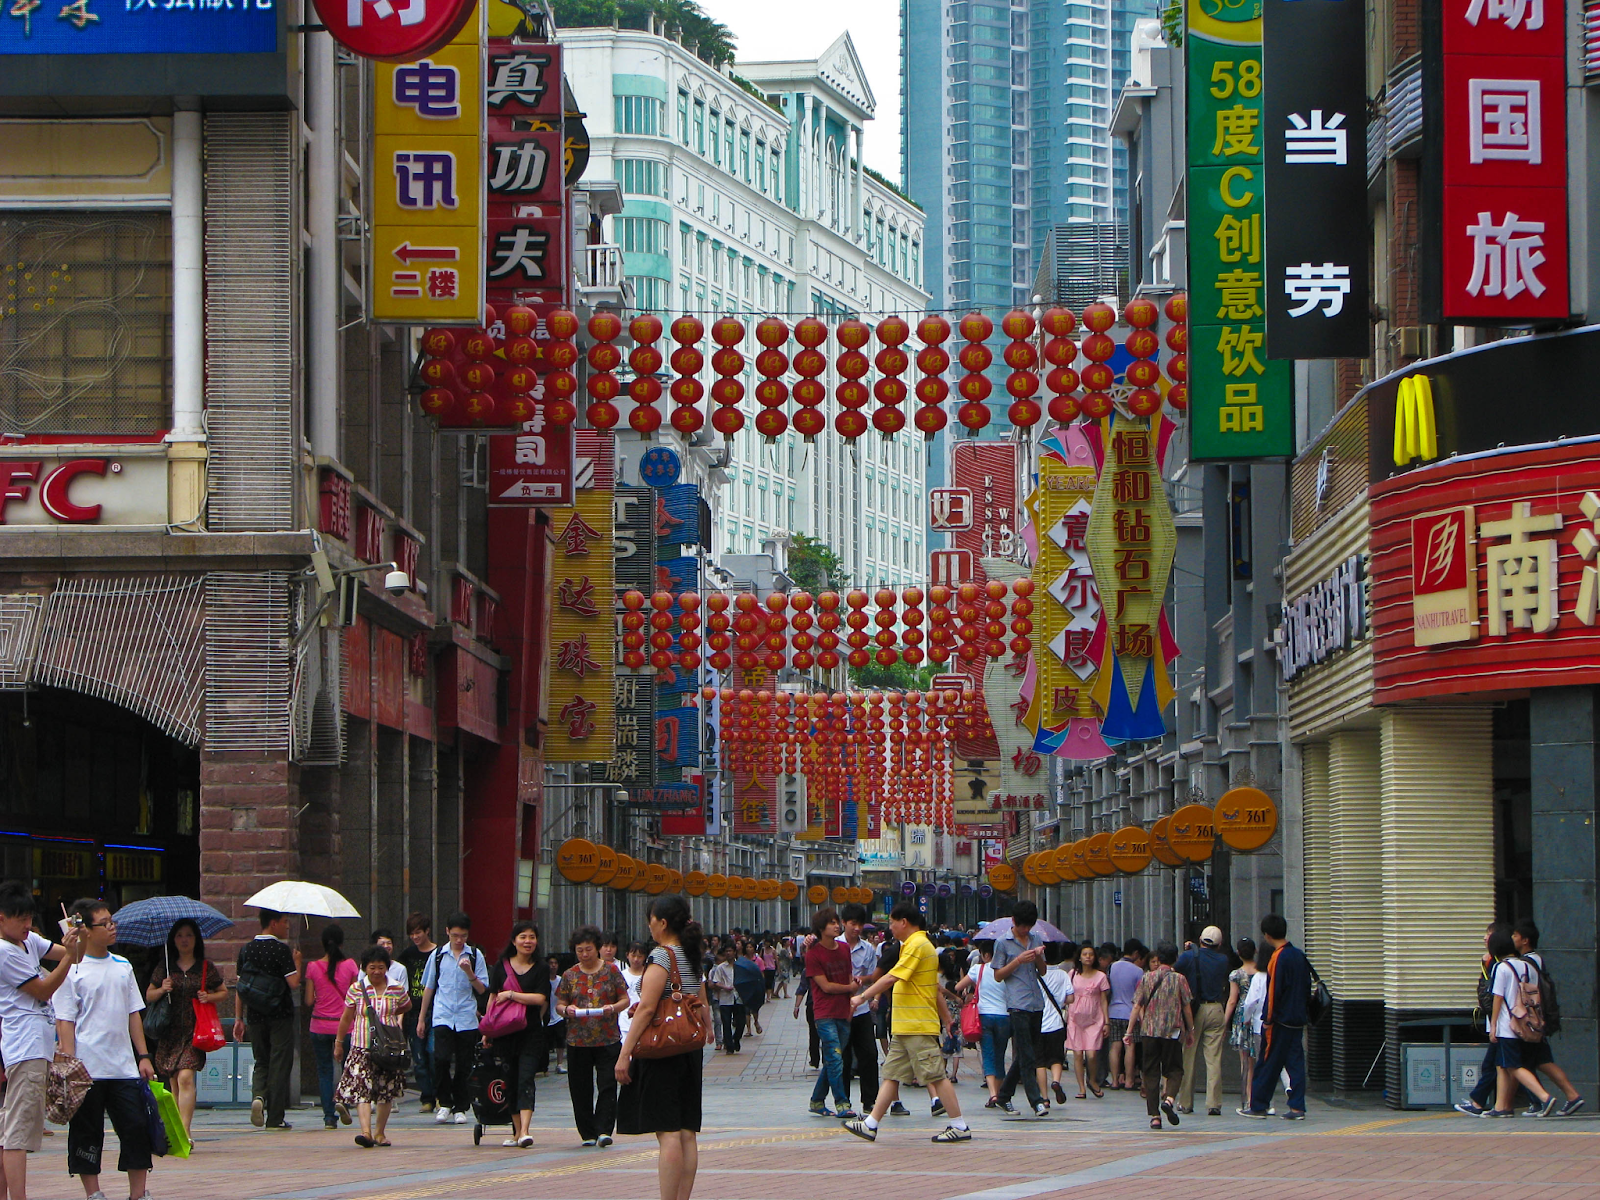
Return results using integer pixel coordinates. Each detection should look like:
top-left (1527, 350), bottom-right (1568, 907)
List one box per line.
top-left (990, 900), bottom-right (1049, 1117)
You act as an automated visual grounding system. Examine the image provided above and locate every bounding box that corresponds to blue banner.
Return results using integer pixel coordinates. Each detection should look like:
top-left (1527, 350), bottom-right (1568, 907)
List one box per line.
top-left (655, 484), bottom-right (700, 552)
top-left (1, 0), bottom-right (278, 55)
top-left (654, 695), bottom-right (699, 769)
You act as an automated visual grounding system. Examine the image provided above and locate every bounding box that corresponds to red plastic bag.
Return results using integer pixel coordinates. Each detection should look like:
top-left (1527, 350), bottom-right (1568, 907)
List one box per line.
top-left (191, 999), bottom-right (225, 1053)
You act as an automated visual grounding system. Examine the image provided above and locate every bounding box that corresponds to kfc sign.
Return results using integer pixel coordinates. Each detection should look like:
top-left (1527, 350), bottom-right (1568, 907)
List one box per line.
top-left (0, 444), bottom-right (168, 528)
top-left (311, 0), bottom-right (477, 63)
top-left (1437, 0), bottom-right (1568, 320)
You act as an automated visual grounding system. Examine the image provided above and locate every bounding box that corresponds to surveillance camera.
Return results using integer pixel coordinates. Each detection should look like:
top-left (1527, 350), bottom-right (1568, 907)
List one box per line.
top-left (384, 569), bottom-right (411, 596)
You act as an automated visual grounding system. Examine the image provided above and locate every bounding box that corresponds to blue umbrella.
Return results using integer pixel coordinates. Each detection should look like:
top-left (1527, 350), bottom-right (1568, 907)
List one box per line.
top-left (113, 896), bottom-right (234, 948)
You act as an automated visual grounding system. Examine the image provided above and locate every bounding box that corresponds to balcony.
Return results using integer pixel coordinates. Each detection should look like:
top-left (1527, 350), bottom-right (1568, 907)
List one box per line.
top-left (576, 242), bottom-right (634, 308)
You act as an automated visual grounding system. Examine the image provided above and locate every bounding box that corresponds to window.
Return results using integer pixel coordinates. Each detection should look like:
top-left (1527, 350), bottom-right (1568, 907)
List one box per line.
top-left (740, 131), bottom-right (751, 181)
top-left (709, 108), bottom-right (722, 163)
top-left (677, 91), bottom-right (689, 143)
top-left (693, 100), bottom-right (705, 153)
top-left (755, 139), bottom-right (766, 191)
top-left (724, 120), bottom-right (735, 169)
top-left (971, 43), bottom-right (1008, 60)
top-left (619, 159), bottom-right (667, 197)
top-left (616, 216), bottom-right (669, 255)
top-left (0, 213), bottom-right (171, 434)
top-left (627, 276), bottom-right (670, 311)
top-left (615, 95), bottom-right (662, 135)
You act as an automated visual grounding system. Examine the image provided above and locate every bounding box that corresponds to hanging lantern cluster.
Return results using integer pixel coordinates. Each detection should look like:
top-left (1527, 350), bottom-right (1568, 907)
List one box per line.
top-left (1042, 307), bottom-right (1080, 424)
top-left (1164, 293), bottom-right (1189, 411)
top-left (420, 304), bottom-right (574, 428)
top-left (955, 311), bottom-right (994, 432)
top-left (709, 317), bottom-right (745, 435)
top-left (585, 310), bottom-right (624, 430)
top-left (872, 316), bottom-right (910, 438)
top-left (834, 318), bottom-right (871, 441)
top-left (1122, 296), bottom-right (1163, 417)
top-left (792, 317), bottom-right (829, 441)
top-left (1001, 308), bottom-right (1041, 428)
top-left (627, 314), bottom-right (664, 434)
top-left (913, 315), bottom-right (951, 438)
top-left (753, 317), bottom-right (790, 442)
top-left (669, 316), bottom-right (705, 434)
top-left (1078, 301), bottom-right (1117, 419)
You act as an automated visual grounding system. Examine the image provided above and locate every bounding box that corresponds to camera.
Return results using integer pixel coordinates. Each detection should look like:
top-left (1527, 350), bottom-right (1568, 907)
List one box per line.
top-left (384, 569), bottom-right (411, 596)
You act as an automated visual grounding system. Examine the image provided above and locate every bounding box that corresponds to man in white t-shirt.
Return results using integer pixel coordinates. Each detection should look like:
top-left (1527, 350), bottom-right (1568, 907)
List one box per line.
top-left (371, 930), bottom-right (410, 992)
top-left (0, 879), bottom-right (83, 1200)
top-left (56, 898), bottom-right (155, 1200)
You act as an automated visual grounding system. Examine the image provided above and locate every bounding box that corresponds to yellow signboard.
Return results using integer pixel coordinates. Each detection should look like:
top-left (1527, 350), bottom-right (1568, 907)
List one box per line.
top-left (371, 16), bottom-right (484, 324)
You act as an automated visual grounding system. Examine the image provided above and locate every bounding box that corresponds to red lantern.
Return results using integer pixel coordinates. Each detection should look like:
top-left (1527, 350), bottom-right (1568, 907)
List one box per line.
top-left (1080, 392), bottom-right (1113, 419)
top-left (420, 387), bottom-right (461, 424)
top-left (913, 315), bottom-right (951, 438)
top-left (955, 315), bottom-right (994, 433)
top-left (626, 314), bottom-right (665, 435)
top-left (1082, 301), bottom-right (1116, 333)
top-left (752, 318), bottom-right (789, 441)
top-left (871, 316), bottom-right (910, 439)
top-left (792, 318), bottom-right (828, 442)
top-left (1127, 388), bottom-right (1162, 416)
top-left (585, 313), bottom-right (622, 429)
top-left (709, 317), bottom-right (745, 436)
top-left (1164, 293), bottom-right (1188, 323)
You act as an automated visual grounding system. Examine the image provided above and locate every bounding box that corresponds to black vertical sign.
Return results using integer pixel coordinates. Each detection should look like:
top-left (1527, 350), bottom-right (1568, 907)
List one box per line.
top-left (1263, 0), bottom-right (1370, 359)
top-left (612, 486), bottom-right (657, 592)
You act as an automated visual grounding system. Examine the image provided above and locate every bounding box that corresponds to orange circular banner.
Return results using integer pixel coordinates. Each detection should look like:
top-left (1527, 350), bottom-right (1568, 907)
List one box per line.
top-left (1035, 850), bottom-right (1062, 885)
top-left (1215, 786), bottom-right (1279, 851)
top-left (684, 870), bottom-right (708, 896)
top-left (988, 863), bottom-right (1016, 891)
top-left (590, 844), bottom-right (618, 887)
top-left (1084, 831), bottom-right (1115, 876)
top-left (1051, 843), bottom-right (1079, 881)
top-left (1021, 853), bottom-right (1041, 886)
top-left (645, 863), bottom-right (669, 894)
top-left (1107, 826), bottom-right (1152, 874)
top-left (744, 876), bottom-right (759, 898)
top-left (1150, 817), bottom-right (1183, 867)
top-left (1167, 803), bottom-right (1216, 862)
top-left (779, 880), bottom-right (800, 902)
top-left (665, 869), bottom-right (683, 893)
top-left (630, 863), bottom-right (650, 892)
top-left (830, 885), bottom-right (849, 905)
top-left (806, 883), bottom-right (827, 905)
top-left (609, 855), bottom-right (637, 891)
top-left (707, 872), bottom-right (729, 898)
top-left (555, 838), bottom-right (599, 883)
top-left (726, 876), bottom-right (746, 900)
top-left (1070, 839), bottom-right (1090, 876)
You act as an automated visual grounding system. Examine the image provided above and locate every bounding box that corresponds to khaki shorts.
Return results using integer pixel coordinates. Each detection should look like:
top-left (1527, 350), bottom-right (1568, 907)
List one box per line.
top-left (0, 1058), bottom-right (47, 1152)
top-left (883, 1034), bottom-right (947, 1088)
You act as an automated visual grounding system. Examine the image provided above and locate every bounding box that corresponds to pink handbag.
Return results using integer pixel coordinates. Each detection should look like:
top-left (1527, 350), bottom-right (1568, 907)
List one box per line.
top-left (478, 963), bottom-right (530, 1039)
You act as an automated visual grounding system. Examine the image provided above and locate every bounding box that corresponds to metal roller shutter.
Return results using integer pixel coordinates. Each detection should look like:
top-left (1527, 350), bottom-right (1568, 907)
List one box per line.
top-left (1328, 729), bottom-right (1383, 1001)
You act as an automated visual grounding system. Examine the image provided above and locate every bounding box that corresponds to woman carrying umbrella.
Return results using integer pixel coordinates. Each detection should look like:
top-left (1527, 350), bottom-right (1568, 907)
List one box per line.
top-left (145, 919), bottom-right (228, 1142)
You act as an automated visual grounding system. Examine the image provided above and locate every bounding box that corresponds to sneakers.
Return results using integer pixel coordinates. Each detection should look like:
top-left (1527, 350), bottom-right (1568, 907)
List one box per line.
top-left (597, 1134), bottom-right (614, 1147)
top-left (1176, 1105), bottom-right (1194, 1115)
top-left (453, 1110), bottom-right (468, 1124)
top-left (1207, 1108), bottom-right (1222, 1116)
top-left (1161, 1097), bottom-right (1180, 1126)
top-left (931, 1125), bottom-right (972, 1143)
top-left (1560, 1097), bottom-right (1587, 1117)
top-left (835, 1107), bottom-right (861, 1120)
top-left (808, 1101), bottom-right (833, 1118)
top-left (930, 1099), bottom-right (946, 1117)
top-left (1034, 1103), bottom-right (1049, 1118)
top-left (324, 1119), bottom-right (337, 1130)
top-left (888, 1101), bottom-right (911, 1116)
top-left (581, 1138), bottom-right (598, 1147)
top-left (842, 1119), bottom-right (876, 1142)
top-left (1481, 1108), bottom-right (1516, 1118)
top-left (1238, 1108), bottom-right (1270, 1119)
top-left (265, 1122), bottom-right (293, 1131)
top-left (1539, 1094), bottom-right (1561, 1118)
top-left (251, 1098), bottom-right (265, 1127)
top-left (1525, 1102), bottom-right (1545, 1117)
top-left (1454, 1100), bottom-right (1486, 1116)
top-left (435, 1106), bottom-right (452, 1124)
top-left (336, 1102), bottom-right (352, 1126)
top-left (1282, 1110), bottom-right (1306, 1121)
top-left (999, 1100), bottom-right (1019, 1116)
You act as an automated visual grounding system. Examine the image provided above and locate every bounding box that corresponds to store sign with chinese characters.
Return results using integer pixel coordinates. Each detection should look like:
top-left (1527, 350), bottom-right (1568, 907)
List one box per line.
top-left (1262, 0), bottom-right (1368, 358)
top-left (929, 487), bottom-right (973, 532)
top-left (544, 491), bottom-right (615, 762)
top-left (0, 0), bottom-right (277, 55)
top-left (486, 420), bottom-right (573, 504)
top-left (949, 442), bottom-right (1018, 563)
top-left (1279, 554), bottom-right (1366, 680)
top-left (1371, 442), bottom-right (1600, 703)
top-left (595, 673), bottom-right (654, 789)
top-left (371, 15), bottom-right (485, 324)
top-left (484, 41), bottom-right (566, 308)
top-left (1186, 0), bottom-right (1294, 459)
top-left (1435, 0), bottom-right (1568, 320)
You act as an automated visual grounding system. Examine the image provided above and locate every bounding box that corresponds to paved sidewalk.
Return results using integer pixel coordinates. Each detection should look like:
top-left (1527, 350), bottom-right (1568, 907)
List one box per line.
top-left (27, 1005), bottom-right (1599, 1200)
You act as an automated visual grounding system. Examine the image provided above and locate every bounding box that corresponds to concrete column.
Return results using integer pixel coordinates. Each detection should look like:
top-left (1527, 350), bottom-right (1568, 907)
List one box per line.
top-left (1529, 687), bottom-right (1600, 1105)
top-left (852, 126), bottom-right (864, 244)
top-left (307, 32), bottom-right (341, 460)
top-left (168, 107), bottom-right (207, 524)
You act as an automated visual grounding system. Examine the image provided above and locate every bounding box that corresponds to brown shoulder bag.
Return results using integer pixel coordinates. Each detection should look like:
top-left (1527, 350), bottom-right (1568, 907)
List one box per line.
top-left (631, 950), bottom-right (711, 1060)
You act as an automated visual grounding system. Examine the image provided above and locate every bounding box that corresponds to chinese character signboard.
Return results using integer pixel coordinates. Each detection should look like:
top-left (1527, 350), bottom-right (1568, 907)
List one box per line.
top-left (655, 484), bottom-right (700, 551)
top-left (1187, 0), bottom-right (1294, 459)
top-left (1086, 414), bottom-right (1178, 740)
top-left (929, 488), bottom-right (974, 532)
top-left (484, 40), bottom-right (567, 309)
top-left (596, 674), bottom-right (654, 789)
top-left (1370, 442), bottom-right (1600, 702)
top-left (949, 442), bottom-right (1018, 563)
top-left (612, 486), bottom-right (656, 592)
top-left (1262, 0), bottom-right (1369, 358)
top-left (371, 14), bottom-right (485, 324)
top-left (545, 490), bottom-right (614, 761)
top-left (0, 0), bottom-right (278, 54)
top-left (1279, 554), bottom-right (1367, 679)
top-left (487, 421), bottom-right (573, 504)
top-left (314, 0), bottom-right (474, 62)
top-left (1427, 0), bottom-right (1568, 322)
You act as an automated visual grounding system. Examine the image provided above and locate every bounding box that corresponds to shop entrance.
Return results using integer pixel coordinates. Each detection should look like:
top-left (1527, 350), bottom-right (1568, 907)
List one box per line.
top-left (0, 687), bottom-right (200, 916)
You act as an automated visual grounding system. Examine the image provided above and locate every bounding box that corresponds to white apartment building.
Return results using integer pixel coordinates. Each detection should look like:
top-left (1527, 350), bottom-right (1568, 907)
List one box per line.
top-left (561, 24), bottom-right (932, 591)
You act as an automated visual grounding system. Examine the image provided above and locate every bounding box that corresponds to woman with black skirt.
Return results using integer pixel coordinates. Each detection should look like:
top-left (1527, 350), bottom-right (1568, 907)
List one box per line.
top-left (615, 894), bottom-right (708, 1200)
top-left (487, 920), bottom-right (549, 1147)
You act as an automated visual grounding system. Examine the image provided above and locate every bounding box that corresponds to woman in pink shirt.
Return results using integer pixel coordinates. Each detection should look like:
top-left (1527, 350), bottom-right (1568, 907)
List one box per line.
top-left (304, 924), bottom-right (360, 1128)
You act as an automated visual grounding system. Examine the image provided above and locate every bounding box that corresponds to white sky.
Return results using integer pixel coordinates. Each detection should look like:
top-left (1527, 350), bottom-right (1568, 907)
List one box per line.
top-left (695, 0), bottom-right (905, 183)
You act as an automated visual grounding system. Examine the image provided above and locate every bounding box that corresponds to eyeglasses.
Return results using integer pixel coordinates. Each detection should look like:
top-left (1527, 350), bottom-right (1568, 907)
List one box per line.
top-left (90, 919), bottom-right (116, 929)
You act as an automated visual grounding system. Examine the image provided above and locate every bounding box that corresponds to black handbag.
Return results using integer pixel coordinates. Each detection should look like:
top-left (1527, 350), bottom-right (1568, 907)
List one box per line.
top-left (143, 991), bottom-right (173, 1039)
top-left (1307, 961), bottom-right (1332, 1027)
top-left (360, 980), bottom-right (412, 1071)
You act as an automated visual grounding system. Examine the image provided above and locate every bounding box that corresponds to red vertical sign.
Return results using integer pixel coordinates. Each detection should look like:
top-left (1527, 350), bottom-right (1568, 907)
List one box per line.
top-left (1440, 0), bottom-right (1568, 320)
top-left (485, 42), bottom-right (568, 310)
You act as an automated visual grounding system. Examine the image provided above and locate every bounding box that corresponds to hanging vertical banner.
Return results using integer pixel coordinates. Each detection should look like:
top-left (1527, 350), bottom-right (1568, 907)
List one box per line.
top-left (654, 556), bottom-right (700, 697)
top-left (1431, 0), bottom-right (1568, 321)
top-left (655, 484), bottom-right (702, 553)
top-left (484, 40), bottom-right (567, 310)
top-left (656, 693), bottom-right (699, 771)
top-left (949, 442), bottom-right (1019, 565)
top-left (1262, 0), bottom-right (1370, 358)
top-left (597, 674), bottom-right (654, 788)
top-left (370, 14), bottom-right (486, 324)
top-left (613, 486), bottom-right (657, 592)
top-left (545, 491), bottom-right (615, 761)
top-left (1187, 0), bottom-right (1294, 459)
top-left (1087, 414), bottom-right (1177, 741)
top-left (729, 662), bottom-right (776, 835)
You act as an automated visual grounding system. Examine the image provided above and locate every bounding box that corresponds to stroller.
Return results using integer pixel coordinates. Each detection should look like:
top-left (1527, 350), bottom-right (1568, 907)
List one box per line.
top-left (466, 1042), bottom-right (517, 1146)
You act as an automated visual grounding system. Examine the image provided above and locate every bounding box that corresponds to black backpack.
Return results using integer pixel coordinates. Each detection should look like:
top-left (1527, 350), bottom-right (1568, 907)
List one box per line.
top-left (1536, 957), bottom-right (1562, 1036)
top-left (236, 947), bottom-right (293, 1018)
top-left (1475, 960), bottom-right (1497, 1024)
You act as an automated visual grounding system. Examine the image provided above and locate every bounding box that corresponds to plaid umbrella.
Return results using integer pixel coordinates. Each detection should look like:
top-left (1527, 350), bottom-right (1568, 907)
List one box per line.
top-left (112, 896), bottom-right (234, 948)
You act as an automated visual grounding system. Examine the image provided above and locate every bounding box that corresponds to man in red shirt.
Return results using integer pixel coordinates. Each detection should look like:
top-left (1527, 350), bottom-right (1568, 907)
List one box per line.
top-left (806, 908), bottom-right (860, 1119)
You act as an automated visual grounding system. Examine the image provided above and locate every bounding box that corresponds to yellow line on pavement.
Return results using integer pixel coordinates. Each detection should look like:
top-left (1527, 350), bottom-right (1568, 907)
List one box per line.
top-left (1323, 1113), bottom-right (1460, 1135)
top-left (354, 1128), bottom-right (845, 1200)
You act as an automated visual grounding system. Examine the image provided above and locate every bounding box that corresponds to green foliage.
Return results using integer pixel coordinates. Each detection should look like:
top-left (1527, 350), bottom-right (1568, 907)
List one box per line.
top-left (1160, 0), bottom-right (1183, 47)
top-left (860, 163), bottom-right (923, 212)
top-left (786, 533), bottom-right (849, 593)
top-left (848, 659), bottom-right (936, 692)
top-left (550, 0), bottom-right (737, 66)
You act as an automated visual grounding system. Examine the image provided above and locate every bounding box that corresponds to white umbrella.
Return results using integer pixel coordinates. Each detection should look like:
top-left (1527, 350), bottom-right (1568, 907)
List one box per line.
top-left (243, 881), bottom-right (361, 919)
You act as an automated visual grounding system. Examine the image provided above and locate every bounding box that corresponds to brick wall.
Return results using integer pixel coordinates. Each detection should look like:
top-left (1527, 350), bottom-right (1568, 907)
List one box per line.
top-left (1388, 157), bottom-right (1421, 361)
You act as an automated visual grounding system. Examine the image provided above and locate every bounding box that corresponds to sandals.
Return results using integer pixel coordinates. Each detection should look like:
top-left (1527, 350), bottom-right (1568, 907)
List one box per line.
top-left (1075, 1091), bottom-right (1087, 1100)
top-left (354, 1135), bottom-right (375, 1148)
top-left (1150, 1117), bottom-right (1163, 1130)
top-left (1090, 1085), bottom-right (1105, 1099)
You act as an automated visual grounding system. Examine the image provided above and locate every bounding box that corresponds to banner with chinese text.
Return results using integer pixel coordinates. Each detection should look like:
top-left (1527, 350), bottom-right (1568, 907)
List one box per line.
top-left (596, 674), bottom-right (653, 788)
top-left (545, 491), bottom-right (615, 760)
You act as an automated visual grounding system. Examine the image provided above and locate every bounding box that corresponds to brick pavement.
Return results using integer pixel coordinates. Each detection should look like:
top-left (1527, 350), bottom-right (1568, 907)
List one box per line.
top-left (28, 1005), bottom-right (1599, 1200)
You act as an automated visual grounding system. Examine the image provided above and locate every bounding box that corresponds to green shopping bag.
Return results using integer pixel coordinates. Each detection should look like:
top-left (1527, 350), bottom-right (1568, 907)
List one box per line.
top-left (148, 1081), bottom-right (191, 1159)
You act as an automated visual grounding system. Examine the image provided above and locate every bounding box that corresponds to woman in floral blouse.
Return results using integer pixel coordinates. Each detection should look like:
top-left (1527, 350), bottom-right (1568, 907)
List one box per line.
top-left (554, 925), bottom-right (630, 1147)
top-left (334, 946), bottom-right (412, 1148)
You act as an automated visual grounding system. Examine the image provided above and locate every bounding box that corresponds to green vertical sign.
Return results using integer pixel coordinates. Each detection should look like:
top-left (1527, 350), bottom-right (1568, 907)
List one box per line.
top-left (1185, 0), bottom-right (1294, 459)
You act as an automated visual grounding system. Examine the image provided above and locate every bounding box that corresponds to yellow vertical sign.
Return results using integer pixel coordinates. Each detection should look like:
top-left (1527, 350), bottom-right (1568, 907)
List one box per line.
top-left (371, 11), bottom-right (484, 324)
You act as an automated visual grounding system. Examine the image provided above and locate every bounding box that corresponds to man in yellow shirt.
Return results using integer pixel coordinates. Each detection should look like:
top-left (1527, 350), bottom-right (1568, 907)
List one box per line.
top-left (842, 904), bottom-right (970, 1143)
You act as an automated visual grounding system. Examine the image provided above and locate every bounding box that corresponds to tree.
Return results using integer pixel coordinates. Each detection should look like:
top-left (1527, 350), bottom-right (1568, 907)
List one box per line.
top-left (786, 533), bottom-right (850, 594)
top-left (549, 0), bottom-right (737, 66)
top-left (848, 659), bottom-right (936, 692)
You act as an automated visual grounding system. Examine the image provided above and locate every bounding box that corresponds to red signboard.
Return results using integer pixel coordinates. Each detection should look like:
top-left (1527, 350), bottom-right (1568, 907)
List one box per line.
top-left (1370, 440), bottom-right (1600, 703)
top-left (311, 0), bottom-right (477, 63)
top-left (487, 420), bottom-right (574, 505)
top-left (1440, 0), bottom-right (1569, 321)
top-left (485, 43), bottom-right (563, 120)
top-left (661, 775), bottom-right (708, 836)
top-left (949, 441), bottom-right (1018, 564)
